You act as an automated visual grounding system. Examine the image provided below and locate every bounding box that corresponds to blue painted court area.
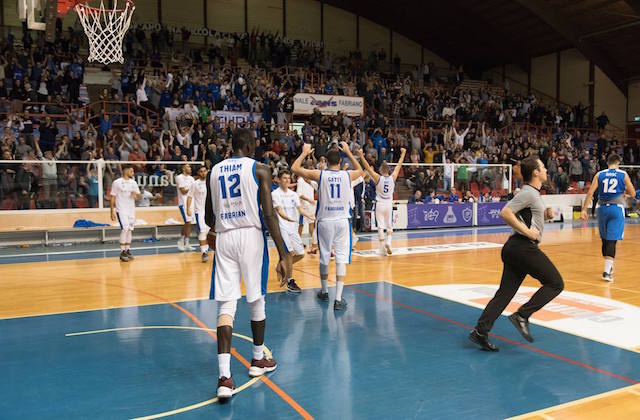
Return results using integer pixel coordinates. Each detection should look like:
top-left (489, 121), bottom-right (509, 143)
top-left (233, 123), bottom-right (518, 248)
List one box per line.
top-left (1, 282), bottom-right (639, 419)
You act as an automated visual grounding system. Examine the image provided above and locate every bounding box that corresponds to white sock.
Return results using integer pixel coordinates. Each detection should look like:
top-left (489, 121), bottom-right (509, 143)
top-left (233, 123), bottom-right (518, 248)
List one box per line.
top-left (385, 234), bottom-right (392, 246)
top-left (119, 230), bottom-right (127, 245)
top-left (321, 279), bottom-right (328, 293)
top-left (120, 244), bottom-right (126, 251)
top-left (185, 237), bottom-right (190, 247)
top-left (200, 245), bottom-right (209, 253)
top-left (335, 281), bottom-right (344, 301)
top-left (180, 236), bottom-right (185, 245)
top-left (218, 353), bottom-right (231, 378)
top-left (604, 259), bottom-right (613, 274)
top-left (125, 244), bottom-right (130, 251)
top-left (377, 228), bottom-right (384, 242)
top-left (126, 230), bottom-right (132, 244)
top-left (252, 344), bottom-right (264, 360)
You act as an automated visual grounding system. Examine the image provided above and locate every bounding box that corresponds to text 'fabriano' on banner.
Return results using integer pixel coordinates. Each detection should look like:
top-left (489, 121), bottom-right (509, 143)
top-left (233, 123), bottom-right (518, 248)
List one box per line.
top-left (293, 94), bottom-right (364, 116)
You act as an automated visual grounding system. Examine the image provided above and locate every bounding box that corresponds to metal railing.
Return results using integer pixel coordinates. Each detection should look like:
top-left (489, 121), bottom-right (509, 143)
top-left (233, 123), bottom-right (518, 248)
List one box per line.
top-left (0, 159), bottom-right (203, 211)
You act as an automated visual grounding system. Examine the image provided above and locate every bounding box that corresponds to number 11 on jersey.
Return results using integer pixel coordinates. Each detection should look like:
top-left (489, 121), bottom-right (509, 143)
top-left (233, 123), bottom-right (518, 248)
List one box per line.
top-left (330, 183), bottom-right (341, 199)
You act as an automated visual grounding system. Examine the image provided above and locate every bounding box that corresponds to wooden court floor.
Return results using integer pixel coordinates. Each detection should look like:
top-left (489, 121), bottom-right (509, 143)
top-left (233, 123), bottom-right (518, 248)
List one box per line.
top-left (1, 222), bottom-right (639, 419)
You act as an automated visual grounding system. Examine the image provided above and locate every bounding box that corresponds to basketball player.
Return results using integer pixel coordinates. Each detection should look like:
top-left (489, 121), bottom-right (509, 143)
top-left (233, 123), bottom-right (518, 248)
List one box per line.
top-left (296, 167), bottom-right (318, 254)
top-left (350, 172), bottom-right (363, 251)
top-left (469, 157), bottom-right (563, 351)
top-left (176, 164), bottom-right (195, 251)
top-left (358, 148), bottom-right (407, 255)
top-left (272, 169), bottom-right (316, 293)
top-left (205, 129), bottom-right (290, 399)
top-left (110, 165), bottom-right (141, 262)
top-left (292, 142), bottom-right (363, 310)
top-left (581, 154), bottom-right (636, 282)
top-left (186, 165), bottom-right (210, 263)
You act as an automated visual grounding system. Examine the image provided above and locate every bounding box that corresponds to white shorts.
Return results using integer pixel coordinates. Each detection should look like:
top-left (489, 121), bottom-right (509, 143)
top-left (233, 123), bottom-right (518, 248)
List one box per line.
top-left (210, 227), bottom-right (268, 303)
top-left (375, 202), bottom-right (393, 230)
top-left (178, 204), bottom-right (195, 223)
top-left (194, 212), bottom-right (210, 238)
top-left (116, 212), bottom-right (135, 231)
top-left (282, 229), bottom-right (305, 256)
top-left (299, 203), bottom-right (316, 225)
top-left (317, 219), bottom-right (351, 265)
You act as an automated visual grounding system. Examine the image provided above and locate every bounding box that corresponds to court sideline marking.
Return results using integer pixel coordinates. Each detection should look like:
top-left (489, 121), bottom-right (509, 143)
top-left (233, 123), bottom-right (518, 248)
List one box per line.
top-left (292, 267), bottom-right (639, 385)
top-left (64, 276), bottom-right (314, 420)
top-left (504, 383), bottom-right (640, 420)
top-left (66, 326), bottom-right (272, 419)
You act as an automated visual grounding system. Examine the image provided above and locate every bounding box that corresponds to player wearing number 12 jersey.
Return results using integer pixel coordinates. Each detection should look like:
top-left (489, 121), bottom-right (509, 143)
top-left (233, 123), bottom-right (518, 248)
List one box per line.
top-left (582, 154), bottom-right (636, 282)
top-left (205, 129), bottom-right (290, 399)
top-left (292, 141), bottom-right (363, 310)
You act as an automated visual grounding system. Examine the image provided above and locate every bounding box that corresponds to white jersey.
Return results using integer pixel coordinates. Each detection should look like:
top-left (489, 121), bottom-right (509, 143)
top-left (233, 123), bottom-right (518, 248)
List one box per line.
top-left (189, 178), bottom-right (208, 214)
top-left (272, 187), bottom-right (300, 233)
top-left (110, 177), bottom-right (140, 215)
top-left (296, 177), bottom-right (317, 208)
top-left (176, 173), bottom-right (195, 206)
top-left (316, 170), bottom-right (353, 221)
top-left (210, 157), bottom-right (262, 233)
top-left (376, 175), bottom-right (395, 203)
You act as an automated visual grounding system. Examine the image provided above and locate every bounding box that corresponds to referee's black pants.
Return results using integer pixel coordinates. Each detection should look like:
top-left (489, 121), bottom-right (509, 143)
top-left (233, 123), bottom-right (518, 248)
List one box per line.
top-left (476, 235), bottom-right (564, 335)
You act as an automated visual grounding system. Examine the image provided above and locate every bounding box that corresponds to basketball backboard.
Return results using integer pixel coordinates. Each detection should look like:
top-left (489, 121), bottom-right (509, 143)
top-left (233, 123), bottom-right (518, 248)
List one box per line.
top-left (18, 0), bottom-right (59, 41)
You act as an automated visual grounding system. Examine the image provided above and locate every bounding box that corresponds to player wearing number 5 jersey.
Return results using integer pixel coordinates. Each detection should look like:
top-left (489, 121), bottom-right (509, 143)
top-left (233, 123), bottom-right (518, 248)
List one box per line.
top-left (292, 142), bottom-right (363, 310)
top-left (186, 166), bottom-right (211, 263)
top-left (205, 129), bottom-right (290, 400)
top-left (358, 147), bottom-right (406, 256)
top-left (582, 154), bottom-right (636, 282)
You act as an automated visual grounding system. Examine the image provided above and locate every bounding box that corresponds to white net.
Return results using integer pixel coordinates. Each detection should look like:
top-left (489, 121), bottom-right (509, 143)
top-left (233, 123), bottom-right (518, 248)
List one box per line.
top-left (75, 0), bottom-right (135, 64)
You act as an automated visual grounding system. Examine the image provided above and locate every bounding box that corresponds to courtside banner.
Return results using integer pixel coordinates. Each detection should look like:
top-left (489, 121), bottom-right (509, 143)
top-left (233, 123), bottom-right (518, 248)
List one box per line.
top-left (293, 93), bottom-right (364, 116)
top-left (477, 202), bottom-right (507, 226)
top-left (407, 203), bottom-right (473, 228)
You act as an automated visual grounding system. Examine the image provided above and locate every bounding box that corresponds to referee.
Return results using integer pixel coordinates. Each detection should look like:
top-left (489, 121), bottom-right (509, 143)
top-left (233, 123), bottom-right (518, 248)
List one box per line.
top-left (469, 157), bottom-right (564, 351)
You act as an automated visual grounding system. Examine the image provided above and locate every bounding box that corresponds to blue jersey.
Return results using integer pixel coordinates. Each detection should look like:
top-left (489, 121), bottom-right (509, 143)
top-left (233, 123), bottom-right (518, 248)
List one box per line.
top-left (597, 169), bottom-right (626, 203)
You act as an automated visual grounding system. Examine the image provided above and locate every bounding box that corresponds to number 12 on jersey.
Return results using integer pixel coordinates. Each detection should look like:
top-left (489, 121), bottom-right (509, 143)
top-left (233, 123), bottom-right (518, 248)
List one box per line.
top-left (602, 177), bottom-right (618, 194)
top-left (219, 174), bottom-right (241, 199)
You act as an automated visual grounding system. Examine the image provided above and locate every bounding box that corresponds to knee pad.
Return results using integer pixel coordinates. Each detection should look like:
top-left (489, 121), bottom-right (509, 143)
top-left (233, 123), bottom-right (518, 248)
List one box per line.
top-left (248, 296), bottom-right (265, 322)
top-left (218, 300), bottom-right (237, 325)
top-left (605, 240), bottom-right (617, 258)
top-left (319, 263), bottom-right (329, 276)
top-left (336, 263), bottom-right (346, 277)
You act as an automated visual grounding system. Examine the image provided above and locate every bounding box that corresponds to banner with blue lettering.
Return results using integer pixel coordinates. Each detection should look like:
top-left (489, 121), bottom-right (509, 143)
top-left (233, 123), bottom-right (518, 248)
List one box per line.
top-left (477, 202), bottom-right (507, 226)
top-left (407, 203), bottom-right (473, 229)
top-left (293, 93), bottom-right (364, 116)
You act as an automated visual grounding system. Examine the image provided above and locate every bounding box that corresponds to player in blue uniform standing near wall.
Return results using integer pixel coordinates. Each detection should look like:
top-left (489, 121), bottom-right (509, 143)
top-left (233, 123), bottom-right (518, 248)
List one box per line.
top-left (582, 154), bottom-right (637, 282)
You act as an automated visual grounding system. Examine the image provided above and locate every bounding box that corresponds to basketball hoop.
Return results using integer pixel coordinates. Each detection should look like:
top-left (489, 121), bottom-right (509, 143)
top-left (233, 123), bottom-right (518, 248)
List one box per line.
top-left (73, 0), bottom-right (136, 65)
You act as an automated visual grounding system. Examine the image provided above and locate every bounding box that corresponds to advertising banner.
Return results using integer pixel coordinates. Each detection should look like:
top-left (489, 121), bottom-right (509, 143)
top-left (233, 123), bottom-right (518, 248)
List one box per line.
top-left (293, 93), bottom-right (364, 116)
top-left (476, 202), bottom-right (507, 226)
top-left (407, 203), bottom-right (473, 229)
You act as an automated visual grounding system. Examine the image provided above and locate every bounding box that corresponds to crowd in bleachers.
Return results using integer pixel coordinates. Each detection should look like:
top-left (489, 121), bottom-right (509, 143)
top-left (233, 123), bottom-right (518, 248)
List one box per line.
top-left (0, 24), bottom-right (638, 211)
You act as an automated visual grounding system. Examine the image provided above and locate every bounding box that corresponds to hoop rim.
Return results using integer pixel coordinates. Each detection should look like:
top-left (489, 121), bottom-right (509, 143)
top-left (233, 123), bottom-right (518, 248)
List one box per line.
top-left (73, 0), bottom-right (136, 14)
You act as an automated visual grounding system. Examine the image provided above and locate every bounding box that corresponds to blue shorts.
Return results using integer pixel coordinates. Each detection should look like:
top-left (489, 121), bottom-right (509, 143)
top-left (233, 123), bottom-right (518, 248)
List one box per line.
top-left (598, 204), bottom-right (625, 241)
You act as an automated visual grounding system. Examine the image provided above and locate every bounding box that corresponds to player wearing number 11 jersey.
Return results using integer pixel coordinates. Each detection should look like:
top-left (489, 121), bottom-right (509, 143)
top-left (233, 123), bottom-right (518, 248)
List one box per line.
top-left (292, 141), bottom-right (363, 310)
top-left (582, 154), bottom-right (636, 282)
